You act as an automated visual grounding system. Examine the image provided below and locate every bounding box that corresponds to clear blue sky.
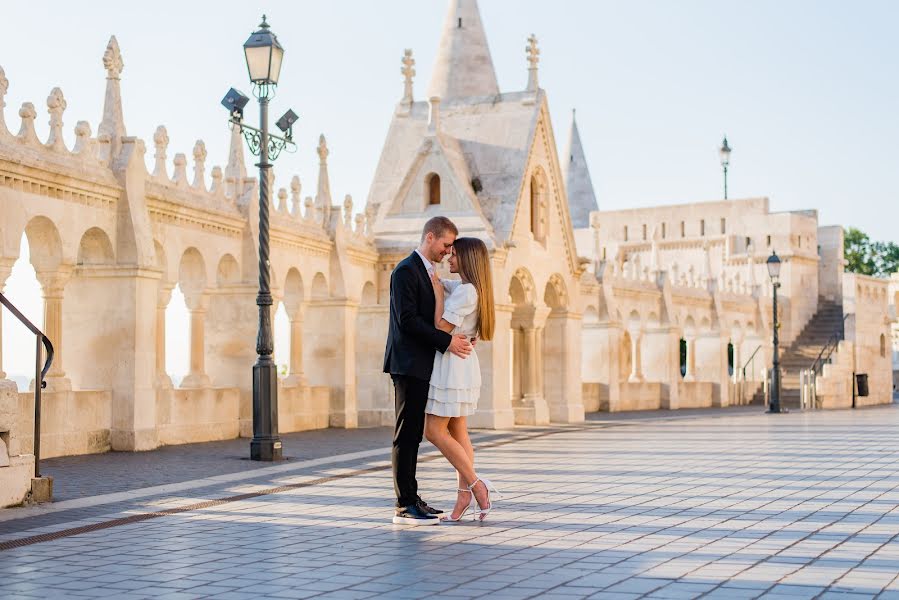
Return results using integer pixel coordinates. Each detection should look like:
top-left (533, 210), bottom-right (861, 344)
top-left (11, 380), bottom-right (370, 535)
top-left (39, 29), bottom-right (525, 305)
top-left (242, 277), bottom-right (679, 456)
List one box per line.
top-left (2, 0), bottom-right (897, 239)
top-left (2, 1), bottom-right (898, 380)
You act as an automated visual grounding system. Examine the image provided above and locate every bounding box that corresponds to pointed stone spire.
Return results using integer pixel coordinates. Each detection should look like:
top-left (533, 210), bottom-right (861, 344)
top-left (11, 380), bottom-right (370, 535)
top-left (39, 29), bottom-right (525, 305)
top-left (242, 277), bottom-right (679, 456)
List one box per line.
top-left (225, 123), bottom-right (247, 198)
top-left (315, 134), bottom-right (332, 227)
top-left (98, 36), bottom-right (126, 160)
top-left (427, 0), bottom-right (499, 100)
top-left (563, 109), bottom-right (598, 228)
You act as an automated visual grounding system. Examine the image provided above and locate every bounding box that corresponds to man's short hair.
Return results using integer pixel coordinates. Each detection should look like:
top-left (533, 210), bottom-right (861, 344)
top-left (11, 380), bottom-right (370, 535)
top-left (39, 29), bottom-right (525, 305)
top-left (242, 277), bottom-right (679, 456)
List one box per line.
top-left (421, 216), bottom-right (459, 241)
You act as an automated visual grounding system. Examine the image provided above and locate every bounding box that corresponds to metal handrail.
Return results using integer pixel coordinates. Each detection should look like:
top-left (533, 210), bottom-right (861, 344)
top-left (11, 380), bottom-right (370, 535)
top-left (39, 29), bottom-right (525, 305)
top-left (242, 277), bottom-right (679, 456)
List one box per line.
top-left (740, 344), bottom-right (762, 380)
top-left (809, 313), bottom-right (850, 377)
top-left (0, 291), bottom-right (54, 478)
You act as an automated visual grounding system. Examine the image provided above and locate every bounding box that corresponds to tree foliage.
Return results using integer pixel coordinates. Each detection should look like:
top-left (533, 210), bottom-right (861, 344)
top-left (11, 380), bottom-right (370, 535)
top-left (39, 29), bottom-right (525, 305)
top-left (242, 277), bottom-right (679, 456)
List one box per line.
top-left (844, 227), bottom-right (899, 277)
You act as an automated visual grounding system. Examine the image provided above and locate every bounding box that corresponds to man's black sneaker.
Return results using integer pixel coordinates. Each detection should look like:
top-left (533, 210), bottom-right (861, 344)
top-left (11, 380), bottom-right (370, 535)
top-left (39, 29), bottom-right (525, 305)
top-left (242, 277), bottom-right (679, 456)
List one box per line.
top-left (393, 504), bottom-right (440, 525)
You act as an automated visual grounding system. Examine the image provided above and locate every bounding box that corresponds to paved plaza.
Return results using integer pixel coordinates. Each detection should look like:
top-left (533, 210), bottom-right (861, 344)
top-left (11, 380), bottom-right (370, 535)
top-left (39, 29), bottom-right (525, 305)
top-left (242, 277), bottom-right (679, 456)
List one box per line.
top-left (2, 406), bottom-right (899, 599)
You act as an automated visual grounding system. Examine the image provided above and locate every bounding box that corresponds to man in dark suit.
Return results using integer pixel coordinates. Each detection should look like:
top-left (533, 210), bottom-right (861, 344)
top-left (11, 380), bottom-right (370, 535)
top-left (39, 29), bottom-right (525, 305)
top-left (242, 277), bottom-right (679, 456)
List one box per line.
top-left (384, 216), bottom-right (473, 525)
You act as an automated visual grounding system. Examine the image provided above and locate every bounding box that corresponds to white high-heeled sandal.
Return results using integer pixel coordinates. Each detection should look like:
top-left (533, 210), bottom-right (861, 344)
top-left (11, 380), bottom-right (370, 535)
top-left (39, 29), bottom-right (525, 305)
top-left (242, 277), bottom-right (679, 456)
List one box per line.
top-left (440, 488), bottom-right (476, 524)
top-left (469, 476), bottom-right (500, 521)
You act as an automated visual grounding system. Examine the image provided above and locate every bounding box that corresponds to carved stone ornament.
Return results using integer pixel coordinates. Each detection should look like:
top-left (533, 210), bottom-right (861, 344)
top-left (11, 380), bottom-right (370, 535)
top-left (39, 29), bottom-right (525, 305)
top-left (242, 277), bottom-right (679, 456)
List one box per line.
top-left (103, 36), bottom-right (124, 79)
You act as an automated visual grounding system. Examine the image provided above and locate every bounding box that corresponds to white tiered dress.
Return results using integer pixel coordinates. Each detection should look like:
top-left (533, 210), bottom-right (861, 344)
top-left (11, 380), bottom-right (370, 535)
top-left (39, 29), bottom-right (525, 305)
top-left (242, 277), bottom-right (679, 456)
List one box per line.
top-left (426, 280), bottom-right (481, 418)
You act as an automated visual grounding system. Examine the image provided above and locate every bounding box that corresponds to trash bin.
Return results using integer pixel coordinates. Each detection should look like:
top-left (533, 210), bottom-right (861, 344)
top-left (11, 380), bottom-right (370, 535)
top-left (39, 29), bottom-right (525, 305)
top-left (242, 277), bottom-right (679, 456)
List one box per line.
top-left (856, 373), bottom-right (869, 397)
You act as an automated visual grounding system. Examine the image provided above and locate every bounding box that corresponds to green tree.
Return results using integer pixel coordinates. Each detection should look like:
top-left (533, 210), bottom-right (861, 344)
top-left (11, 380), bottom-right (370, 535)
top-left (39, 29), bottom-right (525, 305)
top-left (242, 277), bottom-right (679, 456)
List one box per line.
top-left (844, 227), bottom-right (899, 277)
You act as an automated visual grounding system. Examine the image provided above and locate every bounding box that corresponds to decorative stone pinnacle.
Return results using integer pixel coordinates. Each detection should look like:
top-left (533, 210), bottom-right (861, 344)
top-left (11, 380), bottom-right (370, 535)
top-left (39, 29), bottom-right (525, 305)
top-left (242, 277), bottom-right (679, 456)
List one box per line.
top-left (0, 66), bottom-right (8, 105)
top-left (192, 140), bottom-right (207, 189)
top-left (73, 120), bottom-right (92, 154)
top-left (192, 139), bottom-right (207, 163)
top-left (401, 49), bottom-right (416, 103)
top-left (103, 36), bottom-right (124, 79)
top-left (526, 34), bottom-right (540, 68)
top-left (46, 87), bottom-right (67, 150)
top-left (317, 134), bottom-right (329, 163)
top-left (526, 34), bottom-right (540, 92)
top-left (210, 166), bottom-right (223, 194)
top-left (152, 126), bottom-right (169, 177)
top-left (344, 194), bottom-right (354, 227)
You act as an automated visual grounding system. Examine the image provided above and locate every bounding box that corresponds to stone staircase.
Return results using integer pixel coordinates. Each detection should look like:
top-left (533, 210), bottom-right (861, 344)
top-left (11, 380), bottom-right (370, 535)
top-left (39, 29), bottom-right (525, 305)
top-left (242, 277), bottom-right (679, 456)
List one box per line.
top-left (778, 299), bottom-right (845, 409)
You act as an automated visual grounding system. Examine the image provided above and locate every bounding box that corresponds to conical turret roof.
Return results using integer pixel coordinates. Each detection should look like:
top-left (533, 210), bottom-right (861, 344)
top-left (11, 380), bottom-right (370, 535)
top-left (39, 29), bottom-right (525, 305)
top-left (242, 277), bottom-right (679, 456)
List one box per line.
top-left (563, 110), bottom-right (598, 228)
top-left (427, 0), bottom-right (500, 100)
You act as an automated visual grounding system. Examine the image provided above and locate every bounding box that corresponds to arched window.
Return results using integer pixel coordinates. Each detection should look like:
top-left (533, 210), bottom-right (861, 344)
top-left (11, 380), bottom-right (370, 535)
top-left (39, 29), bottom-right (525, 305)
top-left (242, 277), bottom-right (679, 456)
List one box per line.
top-left (881, 333), bottom-right (887, 358)
top-left (679, 338), bottom-right (687, 378)
top-left (427, 173), bottom-right (440, 205)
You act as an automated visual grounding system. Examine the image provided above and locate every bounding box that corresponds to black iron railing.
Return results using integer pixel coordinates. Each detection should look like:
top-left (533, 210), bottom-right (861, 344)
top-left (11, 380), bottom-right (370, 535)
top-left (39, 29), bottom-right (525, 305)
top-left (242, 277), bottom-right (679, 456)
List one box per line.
top-left (809, 313), bottom-right (850, 377)
top-left (0, 291), bottom-right (54, 477)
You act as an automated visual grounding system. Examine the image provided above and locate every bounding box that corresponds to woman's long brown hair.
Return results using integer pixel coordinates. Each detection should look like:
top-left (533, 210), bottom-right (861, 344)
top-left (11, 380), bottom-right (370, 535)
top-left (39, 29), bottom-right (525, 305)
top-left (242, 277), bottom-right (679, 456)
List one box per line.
top-left (452, 237), bottom-right (495, 341)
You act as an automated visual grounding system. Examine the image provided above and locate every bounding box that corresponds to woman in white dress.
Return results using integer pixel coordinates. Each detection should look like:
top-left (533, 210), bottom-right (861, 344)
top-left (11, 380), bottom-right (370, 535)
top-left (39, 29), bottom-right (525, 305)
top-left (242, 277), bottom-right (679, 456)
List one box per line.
top-left (424, 237), bottom-right (499, 522)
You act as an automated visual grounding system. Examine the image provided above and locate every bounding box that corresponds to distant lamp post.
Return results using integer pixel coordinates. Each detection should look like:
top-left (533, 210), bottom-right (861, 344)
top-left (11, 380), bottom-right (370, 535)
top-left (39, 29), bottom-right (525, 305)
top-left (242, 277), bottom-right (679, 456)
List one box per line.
top-left (719, 136), bottom-right (732, 199)
top-left (222, 15), bottom-right (298, 461)
top-left (766, 251), bottom-right (785, 413)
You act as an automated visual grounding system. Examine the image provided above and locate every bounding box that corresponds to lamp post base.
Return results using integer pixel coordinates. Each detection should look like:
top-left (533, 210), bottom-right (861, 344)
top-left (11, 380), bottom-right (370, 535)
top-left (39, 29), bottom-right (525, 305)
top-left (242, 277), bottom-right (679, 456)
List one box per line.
top-left (250, 438), bottom-right (283, 461)
top-left (251, 361), bottom-right (283, 461)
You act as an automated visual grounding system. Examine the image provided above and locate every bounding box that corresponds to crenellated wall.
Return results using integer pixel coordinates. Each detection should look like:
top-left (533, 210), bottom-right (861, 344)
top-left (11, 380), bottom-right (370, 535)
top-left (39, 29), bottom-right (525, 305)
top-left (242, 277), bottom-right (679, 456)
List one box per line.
top-left (0, 38), bottom-right (380, 469)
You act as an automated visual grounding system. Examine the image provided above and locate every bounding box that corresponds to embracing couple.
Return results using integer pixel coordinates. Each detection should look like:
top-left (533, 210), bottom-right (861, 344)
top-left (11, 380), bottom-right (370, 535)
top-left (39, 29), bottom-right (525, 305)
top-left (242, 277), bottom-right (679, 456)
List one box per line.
top-left (383, 216), bottom-right (500, 525)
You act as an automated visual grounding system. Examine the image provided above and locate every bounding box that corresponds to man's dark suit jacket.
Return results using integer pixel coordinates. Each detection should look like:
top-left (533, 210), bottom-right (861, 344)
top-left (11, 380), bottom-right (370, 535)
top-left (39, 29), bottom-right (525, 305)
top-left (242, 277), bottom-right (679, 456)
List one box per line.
top-left (383, 252), bottom-right (453, 381)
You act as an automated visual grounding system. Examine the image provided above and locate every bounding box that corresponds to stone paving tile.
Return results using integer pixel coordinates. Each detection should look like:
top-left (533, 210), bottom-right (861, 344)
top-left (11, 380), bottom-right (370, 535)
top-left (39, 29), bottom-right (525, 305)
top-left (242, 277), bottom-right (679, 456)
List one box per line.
top-left (2, 406), bottom-right (899, 598)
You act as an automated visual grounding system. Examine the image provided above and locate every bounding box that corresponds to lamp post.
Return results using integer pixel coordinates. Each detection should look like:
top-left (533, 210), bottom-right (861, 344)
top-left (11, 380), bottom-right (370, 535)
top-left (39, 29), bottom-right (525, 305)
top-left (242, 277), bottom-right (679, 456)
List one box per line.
top-left (766, 251), bottom-right (785, 413)
top-left (222, 16), bottom-right (298, 461)
top-left (719, 136), bottom-right (732, 200)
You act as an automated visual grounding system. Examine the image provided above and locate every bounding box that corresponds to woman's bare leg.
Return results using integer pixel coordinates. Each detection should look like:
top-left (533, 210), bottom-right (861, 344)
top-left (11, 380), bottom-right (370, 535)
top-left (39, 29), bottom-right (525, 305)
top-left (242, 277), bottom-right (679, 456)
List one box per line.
top-left (425, 414), bottom-right (489, 515)
top-left (448, 416), bottom-right (475, 490)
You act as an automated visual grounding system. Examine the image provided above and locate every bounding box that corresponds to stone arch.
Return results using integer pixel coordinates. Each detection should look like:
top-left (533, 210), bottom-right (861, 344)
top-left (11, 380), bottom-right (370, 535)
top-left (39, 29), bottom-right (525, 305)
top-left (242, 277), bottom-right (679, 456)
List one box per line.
top-left (154, 240), bottom-right (170, 284)
top-left (543, 274), bottom-right (568, 311)
top-left (24, 216), bottom-right (64, 272)
top-left (283, 268), bottom-right (304, 312)
top-left (76, 227), bottom-right (114, 266)
top-left (509, 267), bottom-right (536, 306)
top-left (216, 254), bottom-right (240, 287)
top-left (178, 247), bottom-right (207, 296)
top-left (684, 315), bottom-right (696, 336)
top-left (628, 309), bottom-right (641, 330)
top-left (310, 272), bottom-right (328, 301)
top-left (361, 281), bottom-right (377, 306)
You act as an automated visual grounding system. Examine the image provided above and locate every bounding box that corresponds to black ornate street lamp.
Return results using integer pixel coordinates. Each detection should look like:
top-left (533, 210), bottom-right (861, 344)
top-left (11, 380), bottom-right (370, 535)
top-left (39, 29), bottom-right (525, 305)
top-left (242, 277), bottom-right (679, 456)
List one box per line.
top-left (719, 136), bottom-right (732, 200)
top-left (222, 15), bottom-right (297, 461)
top-left (766, 251), bottom-right (785, 413)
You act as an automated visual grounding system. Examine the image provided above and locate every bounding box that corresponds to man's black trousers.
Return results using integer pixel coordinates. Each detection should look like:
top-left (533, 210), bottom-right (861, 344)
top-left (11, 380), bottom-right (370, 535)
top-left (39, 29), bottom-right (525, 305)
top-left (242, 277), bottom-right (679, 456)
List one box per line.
top-left (391, 374), bottom-right (429, 507)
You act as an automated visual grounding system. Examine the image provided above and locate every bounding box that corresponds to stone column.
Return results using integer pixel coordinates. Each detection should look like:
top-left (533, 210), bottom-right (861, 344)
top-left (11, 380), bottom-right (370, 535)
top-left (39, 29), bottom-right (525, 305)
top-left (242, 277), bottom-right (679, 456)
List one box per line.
top-left (282, 306), bottom-right (307, 388)
top-left (628, 331), bottom-right (643, 382)
top-left (181, 292), bottom-right (210, 388)
top-left (467, 303), bottom-right (515, 429)
top-left (35, 266), bottom-right (73, 391)
top-left (0, 258), bottom-right (14, 380)
top-left (155, 284), bottom-right (174, 388)
top-left (683, 337), bottom-right (696, 382)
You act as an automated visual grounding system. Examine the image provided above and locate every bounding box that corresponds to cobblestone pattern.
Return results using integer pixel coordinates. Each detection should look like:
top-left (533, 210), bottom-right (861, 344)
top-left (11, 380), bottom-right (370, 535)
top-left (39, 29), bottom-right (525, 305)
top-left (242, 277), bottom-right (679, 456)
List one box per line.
top-left (2, 406), bottom-right (899, 598)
